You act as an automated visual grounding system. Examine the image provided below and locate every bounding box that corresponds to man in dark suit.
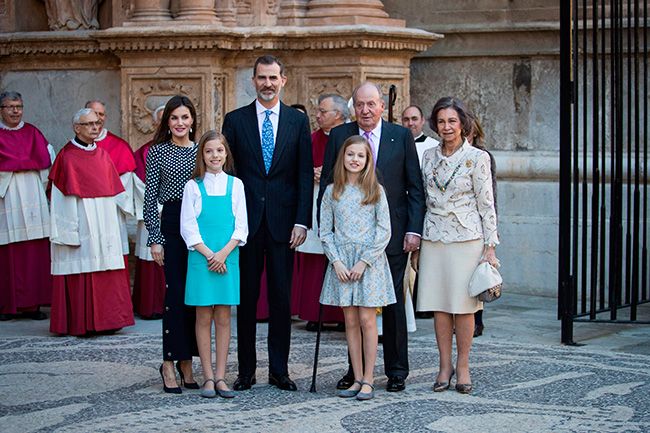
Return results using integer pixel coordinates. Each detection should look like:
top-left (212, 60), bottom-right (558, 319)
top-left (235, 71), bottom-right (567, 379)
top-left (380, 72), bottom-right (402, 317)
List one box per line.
top-left (319, 82), bottom-right (425, 392)
top-left (222, 55), bottom-right (313, 392)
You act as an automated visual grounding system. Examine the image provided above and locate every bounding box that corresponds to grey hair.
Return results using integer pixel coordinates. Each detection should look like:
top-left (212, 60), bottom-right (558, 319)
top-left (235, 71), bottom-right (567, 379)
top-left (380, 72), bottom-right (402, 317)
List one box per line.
top-left (351, 82), bottom-right (383, 103)
top-left (73, 108), bottom-right (95, 125)
top-left (85, 100), bottom-right (106, 108)
top-left (319, 93), bottom-right (350, 121)
top-left (152, 105), bottom-right (166, 122)
top-left (0, 91), bottom-right (22, 103)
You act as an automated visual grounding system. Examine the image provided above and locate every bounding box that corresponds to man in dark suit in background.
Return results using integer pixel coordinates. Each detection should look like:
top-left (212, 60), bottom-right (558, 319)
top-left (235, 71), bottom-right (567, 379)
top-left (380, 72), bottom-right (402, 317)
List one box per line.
top-left (222, 55), bottom-right (313, 392)
top-left (319, 82), bottom-right (425, 392)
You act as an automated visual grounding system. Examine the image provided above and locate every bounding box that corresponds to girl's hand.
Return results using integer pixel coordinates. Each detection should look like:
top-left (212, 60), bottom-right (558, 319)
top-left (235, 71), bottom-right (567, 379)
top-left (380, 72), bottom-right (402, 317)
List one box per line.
top-left (333, 261), bottom-right (350, 282)
top-left (211, 249), bottom-right (229, 274)
top-left (349, 261), bottom-right (367, 281)
top-left (151, 244), bottom-right (164, 266)
top-left (481, 245), bottom-right (500, 268)
top-left (410, 250), bottom-right (420, 272)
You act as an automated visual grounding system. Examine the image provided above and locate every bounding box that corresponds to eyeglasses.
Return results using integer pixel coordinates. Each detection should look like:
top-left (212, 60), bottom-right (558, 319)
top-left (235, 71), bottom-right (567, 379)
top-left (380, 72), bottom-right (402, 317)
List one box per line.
top-left (1, 105), bottom-right (23, 111)
top-left (76, 121), bottom-right (102, 127)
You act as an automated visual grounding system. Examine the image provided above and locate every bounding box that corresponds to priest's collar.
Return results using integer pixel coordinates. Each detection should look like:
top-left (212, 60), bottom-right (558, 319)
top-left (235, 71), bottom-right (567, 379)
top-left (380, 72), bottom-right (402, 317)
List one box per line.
top-left (96, 128), bottom-right (108, 141)
top-left (72, 136), bottom-right (97, 151)
top-left (0, 120), bottom-right (24, 131)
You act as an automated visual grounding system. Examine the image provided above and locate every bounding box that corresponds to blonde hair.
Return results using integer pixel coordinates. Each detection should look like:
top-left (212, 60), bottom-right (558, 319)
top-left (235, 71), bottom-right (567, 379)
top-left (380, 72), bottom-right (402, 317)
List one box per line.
top-left (191, 130), bottom-right (234, 179)
top-left (332, 135), bottom-right (381, 205)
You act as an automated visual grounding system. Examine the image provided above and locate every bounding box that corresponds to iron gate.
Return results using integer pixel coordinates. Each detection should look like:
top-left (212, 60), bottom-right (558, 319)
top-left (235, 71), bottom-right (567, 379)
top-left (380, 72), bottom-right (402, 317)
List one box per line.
top-left (559, 0), bottom-right (649, 344)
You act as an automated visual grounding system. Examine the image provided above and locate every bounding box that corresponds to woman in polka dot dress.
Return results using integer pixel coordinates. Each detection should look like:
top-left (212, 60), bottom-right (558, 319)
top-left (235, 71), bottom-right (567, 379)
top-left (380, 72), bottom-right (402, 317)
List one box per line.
top-left (144, 95), bottom-right (200, 394)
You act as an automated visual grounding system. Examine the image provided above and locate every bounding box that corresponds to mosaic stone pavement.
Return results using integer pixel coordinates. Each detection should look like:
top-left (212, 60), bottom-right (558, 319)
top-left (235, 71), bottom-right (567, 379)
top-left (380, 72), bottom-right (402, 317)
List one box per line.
top-left (1, 325), bottom-right (649, 433)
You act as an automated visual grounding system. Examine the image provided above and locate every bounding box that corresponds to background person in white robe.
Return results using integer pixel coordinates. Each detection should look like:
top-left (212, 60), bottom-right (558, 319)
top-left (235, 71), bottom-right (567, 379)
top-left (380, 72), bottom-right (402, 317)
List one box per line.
top-left (0, 91), bottom-right (55, 321)
top-left (48, 108), bottom-right (135, 336)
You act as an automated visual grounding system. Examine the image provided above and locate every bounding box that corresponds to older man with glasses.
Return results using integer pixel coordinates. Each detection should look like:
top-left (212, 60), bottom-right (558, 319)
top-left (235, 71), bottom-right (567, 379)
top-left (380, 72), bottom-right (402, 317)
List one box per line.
top-left (0, 91), bottom-right (55, 321)
top-left (48, 108), bottom-right (134, 336)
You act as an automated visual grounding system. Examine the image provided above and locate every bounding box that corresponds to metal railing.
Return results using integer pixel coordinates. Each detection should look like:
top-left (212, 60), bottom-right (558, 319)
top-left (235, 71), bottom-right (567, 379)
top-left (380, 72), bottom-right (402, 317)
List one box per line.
top-left (559, 0), bottom-right (649, 344)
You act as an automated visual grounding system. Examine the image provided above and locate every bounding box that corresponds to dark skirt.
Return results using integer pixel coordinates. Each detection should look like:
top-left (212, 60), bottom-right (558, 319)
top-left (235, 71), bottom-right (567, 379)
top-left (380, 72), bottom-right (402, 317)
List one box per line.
top-left (161, 201), bottom-right (198, 361)
top-left (132, 258), bottom-right (166, 318)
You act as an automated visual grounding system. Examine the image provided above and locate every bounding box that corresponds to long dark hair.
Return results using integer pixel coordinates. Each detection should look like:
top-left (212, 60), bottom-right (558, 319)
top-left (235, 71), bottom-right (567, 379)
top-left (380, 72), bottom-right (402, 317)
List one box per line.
top-left (152, 95), bottom-right (197, 145)
top-left (429, 96), bottom-right (473, 139)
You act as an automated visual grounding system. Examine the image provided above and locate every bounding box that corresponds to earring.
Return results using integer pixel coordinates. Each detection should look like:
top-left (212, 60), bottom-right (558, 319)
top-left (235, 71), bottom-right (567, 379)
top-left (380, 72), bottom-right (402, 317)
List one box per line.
top-left (168, 129), bottom-right (171, 135)
top-left (190, 127), bottom-right (193, 133)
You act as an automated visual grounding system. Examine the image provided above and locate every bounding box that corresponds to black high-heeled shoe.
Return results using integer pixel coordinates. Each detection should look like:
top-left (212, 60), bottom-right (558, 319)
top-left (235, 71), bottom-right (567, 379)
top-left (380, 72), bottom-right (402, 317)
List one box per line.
top-left (176, 361), bottom-right (200, 389)
top-left (159, 364), bottom-right (182, 394)
top-left (433, 370), bottom-right (455, 392)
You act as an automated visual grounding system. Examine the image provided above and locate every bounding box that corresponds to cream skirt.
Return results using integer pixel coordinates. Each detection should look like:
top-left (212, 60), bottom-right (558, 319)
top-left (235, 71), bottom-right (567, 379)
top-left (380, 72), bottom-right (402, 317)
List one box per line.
top-left (417, 239), bottom-right (483, 314)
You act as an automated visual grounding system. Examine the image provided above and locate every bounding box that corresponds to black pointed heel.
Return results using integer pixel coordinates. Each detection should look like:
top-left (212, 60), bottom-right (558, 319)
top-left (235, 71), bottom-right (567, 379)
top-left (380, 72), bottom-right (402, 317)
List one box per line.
top-left (159, 364), bottom-right (181, 394)
top-left (176, 361), bottom-right (200, 389)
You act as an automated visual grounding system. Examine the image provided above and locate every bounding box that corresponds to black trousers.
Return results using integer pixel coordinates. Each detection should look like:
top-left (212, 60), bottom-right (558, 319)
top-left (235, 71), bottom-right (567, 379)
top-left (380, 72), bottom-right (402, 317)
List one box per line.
top-left (161, 201), bottom-right (198, 361)
top-left (345, 251), bottom-right (409, 379)
top-left (237, 216), bottom-right (294, 377)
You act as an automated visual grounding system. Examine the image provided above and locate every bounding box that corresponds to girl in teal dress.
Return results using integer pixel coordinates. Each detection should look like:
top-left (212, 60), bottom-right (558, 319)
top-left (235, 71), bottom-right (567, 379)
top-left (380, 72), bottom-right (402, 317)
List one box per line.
top-left (180, 130), bottom-right (248, 398)
top-left (319, 135), bottom-right (395, 401)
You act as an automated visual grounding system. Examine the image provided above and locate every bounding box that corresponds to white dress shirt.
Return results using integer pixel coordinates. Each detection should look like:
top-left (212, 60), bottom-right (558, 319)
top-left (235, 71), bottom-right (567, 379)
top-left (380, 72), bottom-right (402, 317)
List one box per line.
top-left (358, 119), bottom-right (383, 157)
top-left (256, 99), bottom-right (280, 144)
top-left (180, 171), bottom-right (248, 249)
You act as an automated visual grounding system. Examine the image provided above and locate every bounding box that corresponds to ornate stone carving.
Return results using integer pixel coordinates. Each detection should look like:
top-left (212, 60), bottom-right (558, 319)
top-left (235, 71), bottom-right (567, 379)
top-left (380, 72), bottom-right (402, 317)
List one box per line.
top-left (0, 0), bottom-right (7, 16)
top-left (306, 76), bottom-right (354, 130)
top-left (215, 0), bottom-right (236, 26)
top-left (128, 76), bottom-right (202, 145)
top-left (304, 0), bottom-right (404, 27)
top-left (213, 73), bottom-right (227, 129)
top-left (176, 0), bottom-right (219, 22)
top-left (42, 0), bottom-right (103, 31)
top-left (277, 0), bottom-right (308, 26)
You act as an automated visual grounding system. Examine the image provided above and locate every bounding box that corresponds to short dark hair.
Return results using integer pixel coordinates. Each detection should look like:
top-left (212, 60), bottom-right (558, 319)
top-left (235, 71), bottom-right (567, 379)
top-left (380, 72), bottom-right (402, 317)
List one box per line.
top-left (429, 97), bottom-right (473, 138)
top-left (402, 105), bottom-right (424, 118)
top-left (253, 55), bottom-right (285, 77)
top-left (152, 95), bottom-right (198, 145)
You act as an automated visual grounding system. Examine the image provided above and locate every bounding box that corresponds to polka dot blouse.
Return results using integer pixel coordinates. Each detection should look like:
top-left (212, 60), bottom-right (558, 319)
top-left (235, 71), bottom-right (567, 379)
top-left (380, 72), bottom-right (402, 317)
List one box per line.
top-left (143, 140), bottom-right (198, 246)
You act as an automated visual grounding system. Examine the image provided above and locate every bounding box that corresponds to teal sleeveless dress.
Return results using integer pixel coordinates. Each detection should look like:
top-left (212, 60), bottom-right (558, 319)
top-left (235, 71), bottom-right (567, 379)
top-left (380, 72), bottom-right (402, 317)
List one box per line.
top-left (184, 176), bottom-right (240, 306)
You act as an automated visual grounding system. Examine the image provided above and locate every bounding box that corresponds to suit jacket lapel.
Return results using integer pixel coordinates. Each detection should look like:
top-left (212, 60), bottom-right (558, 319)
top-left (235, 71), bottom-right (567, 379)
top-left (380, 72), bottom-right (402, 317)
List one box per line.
top-left (270, 102), bottom-right (290, 173)
top-left (377, 121), bottom-right (396, 170)
top-left (244, 102), bottom-right (266, 174)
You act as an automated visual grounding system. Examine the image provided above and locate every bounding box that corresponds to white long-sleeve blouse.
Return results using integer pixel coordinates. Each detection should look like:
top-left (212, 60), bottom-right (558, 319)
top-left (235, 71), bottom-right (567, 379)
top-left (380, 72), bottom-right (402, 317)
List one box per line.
top-left (180, 171), bottom-right (248, 249)
top-left (421, 140), bottom-right (499, 245)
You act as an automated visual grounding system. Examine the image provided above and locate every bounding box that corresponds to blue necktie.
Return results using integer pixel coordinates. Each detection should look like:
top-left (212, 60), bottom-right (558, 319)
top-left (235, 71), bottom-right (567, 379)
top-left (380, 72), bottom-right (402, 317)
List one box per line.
top-left (261, 109), bottom-right (274, 173)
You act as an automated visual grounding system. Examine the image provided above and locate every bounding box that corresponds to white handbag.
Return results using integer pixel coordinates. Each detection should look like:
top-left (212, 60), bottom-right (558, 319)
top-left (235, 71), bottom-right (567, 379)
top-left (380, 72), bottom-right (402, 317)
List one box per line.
top-left (468, 262), bottom-right (502, 303)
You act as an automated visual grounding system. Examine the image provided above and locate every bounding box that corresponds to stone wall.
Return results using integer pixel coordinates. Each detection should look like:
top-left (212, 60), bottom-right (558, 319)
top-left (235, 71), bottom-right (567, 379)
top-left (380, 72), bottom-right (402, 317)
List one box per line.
top-left (384, 0), bottom-right (562, 297)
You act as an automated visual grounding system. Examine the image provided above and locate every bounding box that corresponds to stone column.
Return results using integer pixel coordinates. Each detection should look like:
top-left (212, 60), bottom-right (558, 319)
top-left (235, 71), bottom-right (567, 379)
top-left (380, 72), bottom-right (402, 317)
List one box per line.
top-left (215, 0), bottom-right (237, 26)
top-left (126, 0), bottom-right (173, 23)
top-left (277, 0), bottom-right (308, 26)
top-left (304, 0), bottom-right (404, 27)
top-left (176, 0), bottom-right (219, 23)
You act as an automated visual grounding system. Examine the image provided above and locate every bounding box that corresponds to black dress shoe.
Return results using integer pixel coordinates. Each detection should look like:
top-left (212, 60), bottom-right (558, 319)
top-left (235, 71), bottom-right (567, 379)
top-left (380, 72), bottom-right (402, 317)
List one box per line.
top-left (233, 375), bottom-right (256, 391)
top-left (336, 373), bottom-right (355, 390)
top-left (268, 373), bottom-right (297, 391)
top-left (473, 324), bottom-right (484, 337)
top-left (386, 376), bottom-right (406, 392)
top-left (0, 314), bottom-right (13, 321)
top-left (305, 321), bottom-right (319, 332)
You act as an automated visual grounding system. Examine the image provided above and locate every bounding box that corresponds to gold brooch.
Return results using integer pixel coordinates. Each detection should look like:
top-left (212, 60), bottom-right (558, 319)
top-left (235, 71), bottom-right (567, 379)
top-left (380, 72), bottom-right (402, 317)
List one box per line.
top-left (465, 160), bottom-right (473, 168)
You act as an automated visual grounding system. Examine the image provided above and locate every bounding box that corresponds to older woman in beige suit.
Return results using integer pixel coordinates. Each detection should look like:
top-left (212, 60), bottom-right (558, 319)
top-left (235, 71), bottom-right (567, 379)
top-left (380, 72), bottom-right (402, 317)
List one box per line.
top-left (411, 97), bottom-right (499, 394)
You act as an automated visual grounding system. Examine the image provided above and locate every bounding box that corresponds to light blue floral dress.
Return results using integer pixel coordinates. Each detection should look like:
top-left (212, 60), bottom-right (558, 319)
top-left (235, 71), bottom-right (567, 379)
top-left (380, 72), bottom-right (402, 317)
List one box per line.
top-left (319, 184), bottom-right (396, 307)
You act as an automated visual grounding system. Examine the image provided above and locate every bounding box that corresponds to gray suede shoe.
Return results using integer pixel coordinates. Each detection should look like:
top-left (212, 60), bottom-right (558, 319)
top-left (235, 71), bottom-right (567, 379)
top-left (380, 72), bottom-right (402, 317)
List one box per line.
top-left (356, 381), bottom-right (375, 400)
top-left (214, 378), bottom-right (235, 399)
top-left (200, 379), bottom-right (217, 398)
top-left (336, 380), bottom-right (362, 398)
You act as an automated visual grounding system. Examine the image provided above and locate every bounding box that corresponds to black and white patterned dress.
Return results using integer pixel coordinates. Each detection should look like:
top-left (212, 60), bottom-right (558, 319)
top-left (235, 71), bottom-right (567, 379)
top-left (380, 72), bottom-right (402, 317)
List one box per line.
top-left (144, 140), bottom-right (199, 361)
